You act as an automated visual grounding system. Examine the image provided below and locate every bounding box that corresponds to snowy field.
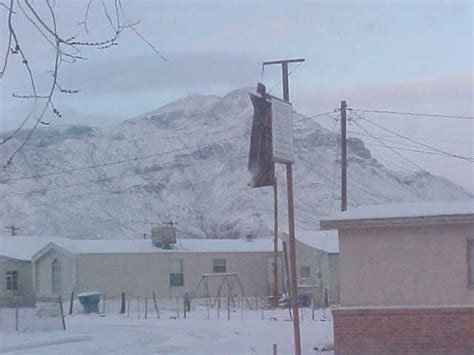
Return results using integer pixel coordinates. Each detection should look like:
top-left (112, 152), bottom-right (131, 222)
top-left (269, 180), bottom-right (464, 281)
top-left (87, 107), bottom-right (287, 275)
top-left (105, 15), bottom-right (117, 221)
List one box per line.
top-left (0, 307), bottom-right (334, 354)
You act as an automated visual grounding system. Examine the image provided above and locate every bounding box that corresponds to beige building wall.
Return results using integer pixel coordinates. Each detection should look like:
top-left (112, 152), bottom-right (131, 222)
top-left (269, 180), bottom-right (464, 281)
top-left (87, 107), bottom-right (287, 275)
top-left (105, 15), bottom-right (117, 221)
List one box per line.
top-left (339, 223), bottom-right (474, 307)
top-left (35, 250), bottom-right (279, 299)
top-left (0, 257), bottom-right (35, 307)
top-left (34, 249), bottom-right (76, 298)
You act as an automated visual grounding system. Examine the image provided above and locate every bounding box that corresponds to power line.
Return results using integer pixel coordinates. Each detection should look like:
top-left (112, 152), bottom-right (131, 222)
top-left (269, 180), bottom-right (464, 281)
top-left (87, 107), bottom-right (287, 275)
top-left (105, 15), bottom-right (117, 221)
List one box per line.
top-left (352, 112), bottom-right (474, 162)
top-left (295, 111), bottom-right (337, 121)
top-left (348, 130), bottom-right (472, 146)
top-left (352, 108), bottom-right (474, 120)
top-left (348, 132), bottom-right (474, 159)
top-left (1, 108), bottom-right (339, 184)
top-left (351, 119), bottom-right (429, 173)
top-left (2, 152), bottom-right (248, 197)
top-left (0, 134), bottom-right (245, 183)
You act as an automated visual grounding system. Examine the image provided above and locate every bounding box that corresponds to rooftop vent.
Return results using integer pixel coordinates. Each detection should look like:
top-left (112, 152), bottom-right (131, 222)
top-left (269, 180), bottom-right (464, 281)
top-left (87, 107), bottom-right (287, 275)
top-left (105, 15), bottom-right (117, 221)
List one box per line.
top-left (151, 225), bottom-right (177, 249)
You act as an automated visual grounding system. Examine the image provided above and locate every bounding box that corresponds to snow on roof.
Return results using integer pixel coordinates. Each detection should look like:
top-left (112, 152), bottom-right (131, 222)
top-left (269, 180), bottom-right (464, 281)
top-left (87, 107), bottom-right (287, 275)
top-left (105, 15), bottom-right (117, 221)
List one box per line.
top-left (322, 200), bottom-right (474, 223)
top-left (0, 236), bottom-right (71, 261)
top-left (295, 231), bottom-right (339, 253)
top-left (1, 236), bottom-right (277, 260)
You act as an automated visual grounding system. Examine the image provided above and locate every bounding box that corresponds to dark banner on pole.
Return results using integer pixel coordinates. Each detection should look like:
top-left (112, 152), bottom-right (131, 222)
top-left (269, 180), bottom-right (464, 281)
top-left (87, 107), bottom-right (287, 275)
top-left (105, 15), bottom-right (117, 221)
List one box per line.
top-left (248, 87), bottom-right (274, 188)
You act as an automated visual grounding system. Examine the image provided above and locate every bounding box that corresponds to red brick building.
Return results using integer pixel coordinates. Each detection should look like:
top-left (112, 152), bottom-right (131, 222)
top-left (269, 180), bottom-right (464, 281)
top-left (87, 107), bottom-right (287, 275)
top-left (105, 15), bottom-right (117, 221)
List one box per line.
top-left (320, 200), bottom-right (474, 354)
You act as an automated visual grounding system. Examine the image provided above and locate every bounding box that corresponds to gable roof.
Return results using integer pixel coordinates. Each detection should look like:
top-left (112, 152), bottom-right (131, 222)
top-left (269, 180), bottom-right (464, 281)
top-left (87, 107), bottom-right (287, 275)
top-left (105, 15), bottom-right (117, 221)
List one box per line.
top-left (0, 236), bottom-right (70, 261)
top-left (295, 231), bottom-right (339, 253)
top-left (320, 200), bottom-right (474, 230)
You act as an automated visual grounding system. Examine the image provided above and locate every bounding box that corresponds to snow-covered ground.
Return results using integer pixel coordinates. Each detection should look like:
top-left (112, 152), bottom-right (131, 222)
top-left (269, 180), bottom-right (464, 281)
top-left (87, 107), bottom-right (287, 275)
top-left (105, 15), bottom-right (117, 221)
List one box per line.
top-left (0, 308), bottom-right (333, 354)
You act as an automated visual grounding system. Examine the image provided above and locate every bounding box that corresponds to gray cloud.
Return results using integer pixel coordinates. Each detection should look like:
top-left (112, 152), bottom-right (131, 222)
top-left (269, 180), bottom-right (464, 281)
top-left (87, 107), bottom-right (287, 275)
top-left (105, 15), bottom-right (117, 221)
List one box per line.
top-left (62, 51), bottom-right (261, 95)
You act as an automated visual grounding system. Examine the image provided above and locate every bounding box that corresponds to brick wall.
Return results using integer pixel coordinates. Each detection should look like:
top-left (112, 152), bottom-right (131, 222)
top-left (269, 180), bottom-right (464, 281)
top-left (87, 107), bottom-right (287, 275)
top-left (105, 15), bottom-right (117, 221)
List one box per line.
top-left (332, 306), bottom-right (474, 354)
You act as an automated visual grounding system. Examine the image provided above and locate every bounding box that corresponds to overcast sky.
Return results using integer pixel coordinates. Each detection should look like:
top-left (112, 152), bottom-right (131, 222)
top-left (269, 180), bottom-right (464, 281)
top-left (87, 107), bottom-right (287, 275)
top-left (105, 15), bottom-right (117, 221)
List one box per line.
top-left (0, 0), bottom-right (472, 192)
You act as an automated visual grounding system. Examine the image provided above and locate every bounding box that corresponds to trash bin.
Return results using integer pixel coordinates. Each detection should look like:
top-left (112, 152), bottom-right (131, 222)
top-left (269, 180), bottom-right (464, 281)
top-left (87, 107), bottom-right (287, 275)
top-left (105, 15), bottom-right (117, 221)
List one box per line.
top-left (78, 292), bottom-right (101, 314)
top-left (297, 294), bottom-right (307, 307)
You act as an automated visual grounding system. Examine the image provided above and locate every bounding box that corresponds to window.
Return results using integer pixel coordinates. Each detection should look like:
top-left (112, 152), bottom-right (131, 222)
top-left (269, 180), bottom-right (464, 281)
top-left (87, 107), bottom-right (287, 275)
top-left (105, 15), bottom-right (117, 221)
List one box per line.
top-left (301, 266), bottom-right (311, 279)
top-left (212, 258), bottom-right (226, 273)
top-left (170, 259), bottom-right (184, 287)
top-left (468, 240), bottom-right (474, 286)
top-left (52, 259), bottom-right (62, 293)
top-left (6, 271), bottom-right (18, 290)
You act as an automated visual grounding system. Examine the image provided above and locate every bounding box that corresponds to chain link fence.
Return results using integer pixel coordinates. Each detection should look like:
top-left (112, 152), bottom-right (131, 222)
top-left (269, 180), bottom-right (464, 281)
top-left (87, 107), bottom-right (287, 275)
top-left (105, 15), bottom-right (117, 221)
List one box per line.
top-left (0, 296), bottom-right (66, 332)
top-left (1, 289), bottom-right (329, 332)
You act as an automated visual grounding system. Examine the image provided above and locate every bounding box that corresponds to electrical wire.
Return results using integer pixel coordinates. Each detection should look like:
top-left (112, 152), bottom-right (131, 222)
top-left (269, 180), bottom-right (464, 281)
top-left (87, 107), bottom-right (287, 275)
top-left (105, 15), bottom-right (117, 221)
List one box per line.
top-left (352, 112), bottom-right (473, 162)
top-left (0, 134), bottom-right (246, 183)
top-left (348, 132), bottom-right (473, 159)
top-left (2, 152), bottom-right (248, 197)
top-left (347, 130), bottom-right (472, 146)
top-left (1, 109), bottom-right (338, 183)
top-left (351, 118), bottom-right (429, 173)
top-left (352, 108), bottom-right (474, 120)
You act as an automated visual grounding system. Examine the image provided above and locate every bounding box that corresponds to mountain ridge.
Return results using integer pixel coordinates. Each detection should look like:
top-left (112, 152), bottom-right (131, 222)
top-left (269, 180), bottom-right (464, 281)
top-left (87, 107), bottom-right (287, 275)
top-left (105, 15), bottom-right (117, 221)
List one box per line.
top-left (0, 88), bottom-right (471, 239)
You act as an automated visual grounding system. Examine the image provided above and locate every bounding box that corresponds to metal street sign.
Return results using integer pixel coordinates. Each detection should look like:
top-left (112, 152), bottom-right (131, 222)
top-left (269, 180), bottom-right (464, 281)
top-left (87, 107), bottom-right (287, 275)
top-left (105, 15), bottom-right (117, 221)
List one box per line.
top-left (271, 97), bottom-right (294, 163)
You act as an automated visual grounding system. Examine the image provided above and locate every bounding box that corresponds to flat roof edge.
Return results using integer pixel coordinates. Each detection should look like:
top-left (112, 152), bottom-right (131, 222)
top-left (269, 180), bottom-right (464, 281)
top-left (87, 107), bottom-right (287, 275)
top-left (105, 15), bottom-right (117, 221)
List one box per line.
top-left (320, 214), bottom-right (474, 230)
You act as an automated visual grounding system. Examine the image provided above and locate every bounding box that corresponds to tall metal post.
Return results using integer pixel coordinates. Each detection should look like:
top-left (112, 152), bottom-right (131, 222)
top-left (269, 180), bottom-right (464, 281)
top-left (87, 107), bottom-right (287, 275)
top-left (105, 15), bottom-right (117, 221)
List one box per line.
top-left (263, 57), bottom-right (304, 355)
top-left (340, 100), bottom-right (347, 211)
top-left (283, 61), bottom-right (301, 355)
top-left (273, 176), bottom-right (279, 308)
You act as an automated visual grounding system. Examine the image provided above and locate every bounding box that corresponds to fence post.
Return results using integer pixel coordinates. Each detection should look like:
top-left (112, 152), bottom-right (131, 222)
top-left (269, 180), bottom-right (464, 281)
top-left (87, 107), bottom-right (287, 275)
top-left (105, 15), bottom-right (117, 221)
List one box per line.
top-left (127, 298), bottom-right (130, 318)
top-left (261, 296), bottom-right (264, 320)
top-left (227, 293), bottom-right (230, 321)
top-left (59, 295), bottom-right (66, 330)
top-left (152, 292), bottom-right (160, 319)
top-left (145, 297), bottom-right (148, 319)
top-left (14, 297), bottom-right (19, 332)
top-left (217, 290), bottom-right (221, 320)
top-left (311, 297), bottom-right (315, 321)
top-left (183, 297), bottom-right (187, 319)
top-left (176, 297), bottom-right (179, 318)
top-left (69, 291), bottom-right (74, 315)
top-left (273, 344), bottom-right (278, 355)
top-left (240, 294), bottom-right (244, 321)
top-left (120, 292), bottom-right (126, 314)
top-left (137, 296), bottom-right (140, 319)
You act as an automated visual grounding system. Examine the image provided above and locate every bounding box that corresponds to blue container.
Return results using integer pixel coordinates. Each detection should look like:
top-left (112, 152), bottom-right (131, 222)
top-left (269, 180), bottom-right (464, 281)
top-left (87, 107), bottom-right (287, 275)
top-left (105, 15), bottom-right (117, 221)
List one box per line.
top-left (78, 292), bottom-right (101, 314)
top-left (297, 295), bottom-right (307, 307)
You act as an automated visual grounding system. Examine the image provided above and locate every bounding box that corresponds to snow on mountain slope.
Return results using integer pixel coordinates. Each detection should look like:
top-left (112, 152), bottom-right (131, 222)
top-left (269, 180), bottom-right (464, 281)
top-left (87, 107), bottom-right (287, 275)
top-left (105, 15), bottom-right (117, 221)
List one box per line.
top-left (0, 88), bottom-right (471, 239)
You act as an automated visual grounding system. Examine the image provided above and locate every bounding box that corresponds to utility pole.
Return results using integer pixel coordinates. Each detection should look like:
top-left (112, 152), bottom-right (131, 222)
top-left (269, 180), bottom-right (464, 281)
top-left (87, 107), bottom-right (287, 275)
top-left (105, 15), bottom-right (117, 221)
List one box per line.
top-left (262, 57), bottom-right (304, 355)
top-left (4, 224), bottom-right (19, 236)
top-left (272, 176), bottom-right (278, 308)
top-left (340, 100), bottom-right (347, 211)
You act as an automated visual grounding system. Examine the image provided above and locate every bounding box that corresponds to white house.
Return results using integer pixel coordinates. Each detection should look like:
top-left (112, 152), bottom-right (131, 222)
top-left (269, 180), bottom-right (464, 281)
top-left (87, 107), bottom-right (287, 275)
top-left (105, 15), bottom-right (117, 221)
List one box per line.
top-left (1, 235), bottom-right (281, 306)
top-left (0, 236), bottom-right (66, 307)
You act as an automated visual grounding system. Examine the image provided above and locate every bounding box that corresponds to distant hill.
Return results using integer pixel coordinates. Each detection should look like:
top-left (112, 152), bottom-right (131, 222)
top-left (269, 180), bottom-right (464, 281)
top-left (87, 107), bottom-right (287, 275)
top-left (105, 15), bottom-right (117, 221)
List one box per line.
top-left (0, 88), bottom-right (471, 239)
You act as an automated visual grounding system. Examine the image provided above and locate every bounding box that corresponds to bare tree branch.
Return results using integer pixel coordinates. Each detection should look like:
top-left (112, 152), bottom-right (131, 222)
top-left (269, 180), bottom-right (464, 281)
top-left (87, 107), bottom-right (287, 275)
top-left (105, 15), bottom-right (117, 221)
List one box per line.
top-left (1, 0), bottom-right (39, 146)
top-left (1, 0), bottom-right (168, 168)
top-left (0, 0), bottom-right (14, 78)
top-left (0, 1), bottom-right (15, 13)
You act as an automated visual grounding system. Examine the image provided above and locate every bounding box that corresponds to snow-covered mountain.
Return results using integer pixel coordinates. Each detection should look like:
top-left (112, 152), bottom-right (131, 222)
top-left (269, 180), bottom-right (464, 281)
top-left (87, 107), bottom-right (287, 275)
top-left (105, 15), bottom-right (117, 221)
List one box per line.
top-left (0, 88), bottom-right (471, 239)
